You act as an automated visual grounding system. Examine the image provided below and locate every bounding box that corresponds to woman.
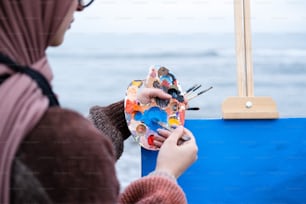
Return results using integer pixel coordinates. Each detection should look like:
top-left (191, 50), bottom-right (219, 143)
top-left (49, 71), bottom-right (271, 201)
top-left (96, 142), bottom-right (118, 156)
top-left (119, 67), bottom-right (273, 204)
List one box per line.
top-left (0, 0), bottom-right (198, 203)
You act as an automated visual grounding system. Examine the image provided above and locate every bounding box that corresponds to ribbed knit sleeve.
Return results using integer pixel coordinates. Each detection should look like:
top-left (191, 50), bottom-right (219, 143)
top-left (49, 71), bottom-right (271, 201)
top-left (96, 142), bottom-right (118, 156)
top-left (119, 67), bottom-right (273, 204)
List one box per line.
top-left (119, 175), bottom-right (187, 204)
top-left (88, 100), bottom-right (131, 160)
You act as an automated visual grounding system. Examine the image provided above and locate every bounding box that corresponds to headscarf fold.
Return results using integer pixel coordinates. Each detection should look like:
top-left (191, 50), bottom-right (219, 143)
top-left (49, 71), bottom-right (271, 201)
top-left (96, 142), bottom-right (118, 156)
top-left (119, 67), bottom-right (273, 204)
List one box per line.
top-left (0, 0), bottom-right (74, 203)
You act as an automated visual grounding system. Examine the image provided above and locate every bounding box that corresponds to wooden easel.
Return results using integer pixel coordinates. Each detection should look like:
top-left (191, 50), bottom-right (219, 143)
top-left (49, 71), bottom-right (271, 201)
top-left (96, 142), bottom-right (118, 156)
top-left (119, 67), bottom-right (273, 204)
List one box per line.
top-left (222, 0), bottom-right (278, 119)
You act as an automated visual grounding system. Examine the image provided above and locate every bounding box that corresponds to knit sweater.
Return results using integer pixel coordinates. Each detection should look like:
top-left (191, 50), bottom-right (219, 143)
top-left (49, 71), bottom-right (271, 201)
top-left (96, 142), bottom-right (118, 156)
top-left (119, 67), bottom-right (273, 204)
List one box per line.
top-left (11, 101), bottom-right (187, 203)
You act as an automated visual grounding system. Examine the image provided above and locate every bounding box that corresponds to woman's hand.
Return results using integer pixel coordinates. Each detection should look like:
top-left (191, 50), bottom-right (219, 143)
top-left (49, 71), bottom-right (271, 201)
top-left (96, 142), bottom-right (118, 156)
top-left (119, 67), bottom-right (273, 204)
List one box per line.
top-left (137, 88), bottom-right (171, 105)
top-left (155, 126), bottom-right (198, 179)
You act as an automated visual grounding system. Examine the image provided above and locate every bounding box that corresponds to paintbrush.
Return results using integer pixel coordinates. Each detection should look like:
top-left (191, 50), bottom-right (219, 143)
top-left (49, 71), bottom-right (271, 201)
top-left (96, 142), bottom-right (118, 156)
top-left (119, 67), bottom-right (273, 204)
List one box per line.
top-left (186, 107), bottom-right (200, 111)
top-left (186, 86), bottom-right (213, 101)
top-left (152, 119), bottom-right (191, 142)
top-left (185, 84), bottom-right (199, 94)
top-left (184, 84), bottom-right (202, 97)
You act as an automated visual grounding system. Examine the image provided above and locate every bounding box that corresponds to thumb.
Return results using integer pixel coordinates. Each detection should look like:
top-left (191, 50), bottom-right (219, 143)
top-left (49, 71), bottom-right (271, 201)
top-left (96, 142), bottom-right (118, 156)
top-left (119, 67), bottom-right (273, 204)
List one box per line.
top-left (165, 126), bottom-right (184, 143)
top-left (148, 88), bottom-right (171, 99)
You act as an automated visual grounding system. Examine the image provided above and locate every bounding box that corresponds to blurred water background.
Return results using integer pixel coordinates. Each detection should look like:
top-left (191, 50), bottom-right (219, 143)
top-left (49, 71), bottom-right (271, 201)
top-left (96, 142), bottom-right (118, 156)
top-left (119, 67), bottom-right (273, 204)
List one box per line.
top-left (47, 32), bottom-right (306, 190)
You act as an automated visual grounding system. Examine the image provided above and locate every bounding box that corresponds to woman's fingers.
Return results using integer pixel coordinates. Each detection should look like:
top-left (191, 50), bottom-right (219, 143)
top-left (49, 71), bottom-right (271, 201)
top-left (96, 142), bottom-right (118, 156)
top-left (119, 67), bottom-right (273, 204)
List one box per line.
top-left (153, 129), bottom-right (170, 148)
top-left (154, 135), bottom-right (166, 142)
top-left (155, 126), bottom-right (198, 178)
top-left (137, 88), bottom-right (171, 104)
top-left (153, 140), bottom-right (163, 148)
top-left (157, 128), bottom-right (171, 138)
top-left (147, 88), bottom-right (171, 100)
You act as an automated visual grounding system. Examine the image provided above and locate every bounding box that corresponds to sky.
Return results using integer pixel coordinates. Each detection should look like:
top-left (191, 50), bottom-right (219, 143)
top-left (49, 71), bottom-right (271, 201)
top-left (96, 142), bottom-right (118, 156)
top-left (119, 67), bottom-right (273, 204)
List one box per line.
top-left (72, 0), bottom-right (306, 34)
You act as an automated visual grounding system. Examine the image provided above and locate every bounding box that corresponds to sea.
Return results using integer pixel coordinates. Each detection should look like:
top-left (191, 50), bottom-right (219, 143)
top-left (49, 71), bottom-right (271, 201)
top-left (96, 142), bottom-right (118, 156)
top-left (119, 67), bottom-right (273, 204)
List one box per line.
top-left (47, 32), bottom-right (306, 190)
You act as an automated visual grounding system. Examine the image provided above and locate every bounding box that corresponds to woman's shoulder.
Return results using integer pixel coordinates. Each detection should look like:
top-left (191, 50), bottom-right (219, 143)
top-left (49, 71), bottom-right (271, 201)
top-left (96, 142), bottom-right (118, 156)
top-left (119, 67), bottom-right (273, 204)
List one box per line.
top-left (42, 107), bottom-right (97, 130)
top-left (15, 107), bottom-right (120, 203)
top-left (25, 106), bottom-right (115, 154)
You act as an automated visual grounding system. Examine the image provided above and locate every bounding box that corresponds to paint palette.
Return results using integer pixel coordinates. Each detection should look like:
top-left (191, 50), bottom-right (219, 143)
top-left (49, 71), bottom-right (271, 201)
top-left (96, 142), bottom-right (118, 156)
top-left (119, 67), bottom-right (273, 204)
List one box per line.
top-left (124, 66), bottom-right (186, 150)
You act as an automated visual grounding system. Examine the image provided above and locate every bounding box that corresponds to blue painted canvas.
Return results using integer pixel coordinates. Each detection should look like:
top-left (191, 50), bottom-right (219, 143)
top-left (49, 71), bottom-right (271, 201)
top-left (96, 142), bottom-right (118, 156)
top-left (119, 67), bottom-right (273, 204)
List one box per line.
top-left (142, 118), bottom-right (306, 203)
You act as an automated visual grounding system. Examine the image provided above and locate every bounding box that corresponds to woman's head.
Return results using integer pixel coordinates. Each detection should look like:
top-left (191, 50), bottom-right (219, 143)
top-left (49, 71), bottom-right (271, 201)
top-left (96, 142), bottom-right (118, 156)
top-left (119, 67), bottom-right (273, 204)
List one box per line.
top-left (0, 0), bottom-right (83, 65)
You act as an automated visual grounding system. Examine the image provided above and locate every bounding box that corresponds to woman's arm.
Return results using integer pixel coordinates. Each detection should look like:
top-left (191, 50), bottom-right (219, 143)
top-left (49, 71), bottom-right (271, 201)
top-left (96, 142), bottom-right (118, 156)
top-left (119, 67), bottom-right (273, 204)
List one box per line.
top-left (88, 88), bottom-right (171, 160)
top-left (119, 172), bottom-right (187, 204)
top-left (88, 100), bottom-right (131, 160)
top-left (15, 107), bottom-right (120, 203)
top-left (119, 126), bottom-right (197, 204)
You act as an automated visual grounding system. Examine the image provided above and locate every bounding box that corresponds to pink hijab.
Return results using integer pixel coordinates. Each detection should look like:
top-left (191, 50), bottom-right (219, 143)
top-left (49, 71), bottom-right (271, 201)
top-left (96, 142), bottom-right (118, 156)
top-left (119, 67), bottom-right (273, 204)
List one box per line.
top-left (0, 0), bottom-right (74, 203)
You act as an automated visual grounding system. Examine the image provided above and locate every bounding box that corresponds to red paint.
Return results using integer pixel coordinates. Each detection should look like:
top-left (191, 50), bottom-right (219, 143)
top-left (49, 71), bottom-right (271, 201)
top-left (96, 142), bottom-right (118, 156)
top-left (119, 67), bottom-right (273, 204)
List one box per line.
top-left (148, 135), bottom-right (155, 146)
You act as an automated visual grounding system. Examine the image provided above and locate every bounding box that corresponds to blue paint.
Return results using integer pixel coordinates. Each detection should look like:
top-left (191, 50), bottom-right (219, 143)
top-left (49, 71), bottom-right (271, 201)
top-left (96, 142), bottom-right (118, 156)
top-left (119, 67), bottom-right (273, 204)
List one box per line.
top-left (134, 111), bottom-right (143, 121)
top-left (142, 107), bottom-right (167, 132)
top-left (142, 118), bottom-right (306, 203)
